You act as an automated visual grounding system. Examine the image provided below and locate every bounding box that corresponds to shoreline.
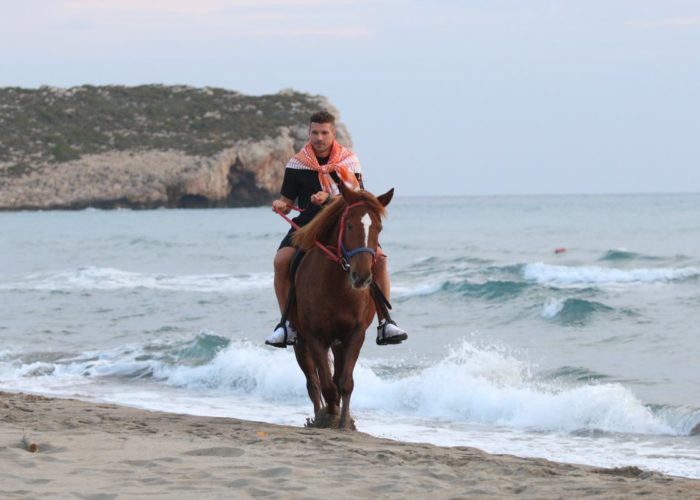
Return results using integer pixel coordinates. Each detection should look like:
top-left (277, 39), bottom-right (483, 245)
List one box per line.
top-left (2, 391), bottom-right (699, 498)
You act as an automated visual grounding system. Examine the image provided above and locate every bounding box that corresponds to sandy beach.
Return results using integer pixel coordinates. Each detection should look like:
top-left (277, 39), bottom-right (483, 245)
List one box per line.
top-left (0, 391), bottom-right (698, 499)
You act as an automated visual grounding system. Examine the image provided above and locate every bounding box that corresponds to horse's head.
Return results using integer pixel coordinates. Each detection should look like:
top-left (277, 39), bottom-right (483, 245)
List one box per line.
top-left (338, 185), bottom-right (394, 289)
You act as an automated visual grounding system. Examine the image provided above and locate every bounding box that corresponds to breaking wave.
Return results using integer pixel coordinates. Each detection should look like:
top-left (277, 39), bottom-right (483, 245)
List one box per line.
top-left (541, 298), bottom-right (620, 325)
top-left (524, 263), bottom-right (699, 286)
top-left (2, 334), bottom-right (698, 438)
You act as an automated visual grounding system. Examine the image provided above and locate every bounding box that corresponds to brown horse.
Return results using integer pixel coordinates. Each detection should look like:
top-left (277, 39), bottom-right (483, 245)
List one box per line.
top-left (290, 185), bottom-right (393, 429)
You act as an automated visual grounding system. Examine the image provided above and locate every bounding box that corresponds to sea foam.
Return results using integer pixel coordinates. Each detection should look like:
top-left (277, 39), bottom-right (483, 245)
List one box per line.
top-left (2, 335), bottom-right (693, 437)
top-left (0, 266), bottom-right (272, 293)
top-left (524, 263), bottom-right (699, 286)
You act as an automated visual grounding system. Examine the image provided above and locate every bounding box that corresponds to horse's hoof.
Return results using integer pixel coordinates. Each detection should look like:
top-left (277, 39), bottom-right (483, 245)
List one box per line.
top-left (338, 419), bottom-right (357, 431)
top-left (305, 407), bottom-right (340, 429)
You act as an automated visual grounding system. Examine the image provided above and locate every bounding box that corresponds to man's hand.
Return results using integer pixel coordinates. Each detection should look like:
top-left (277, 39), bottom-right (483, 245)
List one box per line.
top-left (272, 199), bottom-right (291, 214)
top-left (310, 191), bottom-right (330, 206)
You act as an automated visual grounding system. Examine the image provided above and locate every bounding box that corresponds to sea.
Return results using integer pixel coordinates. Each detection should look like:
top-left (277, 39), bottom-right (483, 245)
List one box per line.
top-left (1, 194), bottom-right (699, 479)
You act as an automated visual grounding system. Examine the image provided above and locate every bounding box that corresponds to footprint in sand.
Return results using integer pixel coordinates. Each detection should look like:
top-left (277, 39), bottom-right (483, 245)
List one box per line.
top-left (183, 447), bottom-right (245, 457)
top-left (257, 467), bottom-right (292, 478)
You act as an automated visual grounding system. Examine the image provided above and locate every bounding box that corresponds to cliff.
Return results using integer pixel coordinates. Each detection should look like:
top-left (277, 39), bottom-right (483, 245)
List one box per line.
top-left (0, 85), bottom-right (353, 210)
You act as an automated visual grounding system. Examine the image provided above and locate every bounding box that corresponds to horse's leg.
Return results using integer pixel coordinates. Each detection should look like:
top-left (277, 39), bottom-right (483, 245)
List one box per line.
top-left (293, 339), bottom-right (321, 415)
top-left (331, 343), bottom-right (344, 394)
top-left (309, 339), bottom-right (339, 415)
top-left (337, 332), bottom-right (365, 430)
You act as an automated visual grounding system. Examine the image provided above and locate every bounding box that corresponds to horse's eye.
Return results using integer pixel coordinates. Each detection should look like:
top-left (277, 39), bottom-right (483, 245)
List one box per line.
top-left (346, 222), bottom-right (352, 230)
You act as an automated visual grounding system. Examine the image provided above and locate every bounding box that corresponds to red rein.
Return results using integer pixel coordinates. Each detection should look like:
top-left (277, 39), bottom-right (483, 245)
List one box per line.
top-left (273, 205), bottom-right (340, 263)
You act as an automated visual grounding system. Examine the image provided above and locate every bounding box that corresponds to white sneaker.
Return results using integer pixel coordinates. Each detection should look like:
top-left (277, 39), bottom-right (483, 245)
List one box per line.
top-left (265, 320), bottom-right (297, 348)
top-left (376, 320), bottom-right (408, 345)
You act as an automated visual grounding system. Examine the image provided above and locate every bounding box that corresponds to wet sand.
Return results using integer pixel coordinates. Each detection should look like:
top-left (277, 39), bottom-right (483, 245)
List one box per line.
top-left (1, 391), bottom-right (698, 499)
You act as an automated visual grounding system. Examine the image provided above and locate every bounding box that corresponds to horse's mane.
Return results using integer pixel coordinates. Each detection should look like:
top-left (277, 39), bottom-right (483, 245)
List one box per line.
top-left (292, 191), bottom-right (387, 250)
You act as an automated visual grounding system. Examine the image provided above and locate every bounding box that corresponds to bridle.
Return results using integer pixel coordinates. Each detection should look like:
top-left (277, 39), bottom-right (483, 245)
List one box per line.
top-left (273, 200), bottom-right (378, 272)
top-left (337, 201), bottom-right (377, 271)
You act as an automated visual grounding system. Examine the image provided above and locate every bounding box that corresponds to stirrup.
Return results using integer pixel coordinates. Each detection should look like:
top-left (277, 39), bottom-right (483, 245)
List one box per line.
top-left (265, 321), bottom-right (296, 348)
top-left (376, 320), bottom-right (408, 346)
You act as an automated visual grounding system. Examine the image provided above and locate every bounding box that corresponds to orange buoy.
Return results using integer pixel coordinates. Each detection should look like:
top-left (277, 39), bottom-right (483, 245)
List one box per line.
top-left (554, 247), bottom-right (567, 254)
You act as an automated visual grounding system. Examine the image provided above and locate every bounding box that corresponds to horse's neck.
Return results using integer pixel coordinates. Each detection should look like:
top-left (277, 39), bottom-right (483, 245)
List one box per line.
top-left (320, 217), bottom-right (342, 250)
top-left (313, 220), bottom-right (348, 281)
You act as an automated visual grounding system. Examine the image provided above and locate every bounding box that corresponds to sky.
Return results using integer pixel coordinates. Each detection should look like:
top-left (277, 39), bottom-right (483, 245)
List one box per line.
top-left (1, 0), bottom-right (698, 196)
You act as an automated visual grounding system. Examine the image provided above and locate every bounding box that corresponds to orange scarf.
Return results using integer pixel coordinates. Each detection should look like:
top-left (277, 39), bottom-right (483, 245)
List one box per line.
top-left (293, 141), bottom-right (361, 194)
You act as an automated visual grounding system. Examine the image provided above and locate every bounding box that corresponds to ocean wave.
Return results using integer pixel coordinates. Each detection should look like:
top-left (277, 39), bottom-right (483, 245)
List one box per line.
top-left (599, 249), bottom-right (661, 262)
top-left (443, 280), bottom-right (530, 300)
top-left (651, 405), bottom-right (700, 437)
top-left (394, 278), bottom-right (531, 301)
top-left (524, 263), bottom-right (700, 286)
top-left (2, 335), bottom-right (696, 437)
top-left (541, 297), bottom-right (616, 324)
top-left (395, 260), bottom-right (698, 300)
top-left (0, 333), bottom-right (230, 381)
top-left (352, 341), bottom-right (680, 436)
top-left (540, 365), bottom-right (612, 383)
top-left (0, 266), bottom-right (273, 293)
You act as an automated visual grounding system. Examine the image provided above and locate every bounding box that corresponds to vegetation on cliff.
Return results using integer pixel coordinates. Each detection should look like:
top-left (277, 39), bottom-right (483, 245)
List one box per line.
top-left (0, 85), bottom-right (334, 178)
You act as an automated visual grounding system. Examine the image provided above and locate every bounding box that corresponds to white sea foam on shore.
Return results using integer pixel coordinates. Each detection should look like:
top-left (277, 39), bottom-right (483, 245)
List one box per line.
top-left (1, 337), bottom-right (695, 438)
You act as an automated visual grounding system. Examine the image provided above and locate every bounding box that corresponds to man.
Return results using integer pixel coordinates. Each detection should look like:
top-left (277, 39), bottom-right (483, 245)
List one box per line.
top-left (265, 110), bottom-right (408, 347)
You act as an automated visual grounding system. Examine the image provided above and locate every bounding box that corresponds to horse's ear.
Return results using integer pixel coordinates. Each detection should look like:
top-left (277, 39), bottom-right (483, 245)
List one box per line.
top-left (339, 182), bottom-right (362, 204)
top-left (376, 188), bottom-right (394, 207)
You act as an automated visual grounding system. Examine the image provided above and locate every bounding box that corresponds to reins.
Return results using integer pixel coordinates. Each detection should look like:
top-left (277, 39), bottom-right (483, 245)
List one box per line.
top-left (273, 201), bottom-right (377, 271)
top-left (273, 205), bottom-right (339, 263)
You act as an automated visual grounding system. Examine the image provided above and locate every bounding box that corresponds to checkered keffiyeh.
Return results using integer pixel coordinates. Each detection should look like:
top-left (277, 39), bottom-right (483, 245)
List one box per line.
top-left (287, 141), bottom-right (362, 195)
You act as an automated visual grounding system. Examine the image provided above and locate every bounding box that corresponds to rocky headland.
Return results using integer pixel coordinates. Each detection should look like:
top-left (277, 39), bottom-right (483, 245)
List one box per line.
top-left (0, 85), bottom-right (352, 210)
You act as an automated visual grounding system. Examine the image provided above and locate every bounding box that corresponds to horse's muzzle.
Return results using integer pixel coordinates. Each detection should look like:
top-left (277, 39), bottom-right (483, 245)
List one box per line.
top-left (350, 271), bottom-right (372, 289)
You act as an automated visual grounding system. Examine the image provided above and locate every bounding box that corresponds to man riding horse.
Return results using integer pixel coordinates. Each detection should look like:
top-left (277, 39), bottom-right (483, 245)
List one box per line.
top-left (265, 110), bottom-right (408, 347)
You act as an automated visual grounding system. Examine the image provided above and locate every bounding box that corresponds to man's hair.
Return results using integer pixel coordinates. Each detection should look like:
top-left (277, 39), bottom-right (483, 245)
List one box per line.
top-left (309, 110), bottom-right (336, 126)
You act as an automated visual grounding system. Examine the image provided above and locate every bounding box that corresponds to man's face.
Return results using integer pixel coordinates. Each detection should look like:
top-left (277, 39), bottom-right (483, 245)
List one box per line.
top-left (309, 122), bottom-right (336, 156)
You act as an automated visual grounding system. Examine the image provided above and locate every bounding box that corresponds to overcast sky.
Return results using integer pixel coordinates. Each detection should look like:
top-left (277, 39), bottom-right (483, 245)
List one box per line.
top-left (1, 0), bottom-right (698, 196)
